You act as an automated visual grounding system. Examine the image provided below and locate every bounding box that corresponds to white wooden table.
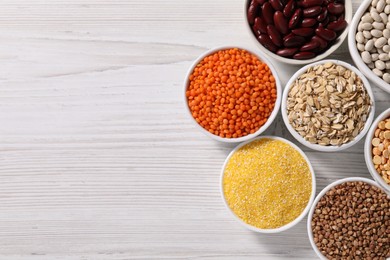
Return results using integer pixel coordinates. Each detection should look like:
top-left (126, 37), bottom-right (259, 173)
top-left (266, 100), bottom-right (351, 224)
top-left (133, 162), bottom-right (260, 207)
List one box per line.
top-left (0, 1), bottom-right (388, 259)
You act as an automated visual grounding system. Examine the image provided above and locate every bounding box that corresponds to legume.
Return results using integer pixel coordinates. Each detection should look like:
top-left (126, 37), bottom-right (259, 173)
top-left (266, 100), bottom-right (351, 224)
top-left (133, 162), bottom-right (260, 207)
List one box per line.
top-left (186, 48), bottom-right (277, 138)
top-left (247, 0), bottom-right (347, 59)
top-left (356, 0), bottom-right (390, 83)
top-left (311, 181), bottom-right (390, 259)
top-left (372, 117), bottom-right (390, 184)
top-left (223, 138), bottom-right (312, 229)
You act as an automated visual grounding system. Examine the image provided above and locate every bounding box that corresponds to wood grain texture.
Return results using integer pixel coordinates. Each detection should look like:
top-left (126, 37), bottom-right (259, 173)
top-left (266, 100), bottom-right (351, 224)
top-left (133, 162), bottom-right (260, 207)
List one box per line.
top-left (0, 0), bottom-right (389, 259)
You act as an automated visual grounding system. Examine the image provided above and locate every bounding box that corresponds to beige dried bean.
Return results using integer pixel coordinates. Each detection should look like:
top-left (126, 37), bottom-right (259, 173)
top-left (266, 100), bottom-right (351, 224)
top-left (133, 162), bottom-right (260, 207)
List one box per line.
top-left (385, 4), bottom-right (390, 14)
top-left (363, 30), bottom-right (372, 39)
top-left (371, 29), bottom-right (383, 37)
top-left (375, 59), bottom-right (386, 69)
top-left (384, 73), bottom-right (390, 83)
top-left (362, 51), bottom-right (372, 63)
top-left (365, 39), bottom-right (375, 51)
top-left (379, 53), bottom-right (390, 61)
top-left (371, 10), bottom-right (382, 22)
top-left (373, 21), bottom-right (385, 29)
top-left (384, 29), bottom-right (390, 38)
top-left (356, 32), bottom-right (365, 43)
top-left (357, 43), bottom-right (366, 51)
top-left (380, 12), bottom-right (388, 23)
top-left (376, 0), bottom-right (386, 12)
top-left (362, 23), bottom-right (373, 30)
top-left (362, 13), bottom-right (374, 23)
top-left (375, 37), bottom-right (388, 48)
top-left (373, 68), bottom-right (384, 76)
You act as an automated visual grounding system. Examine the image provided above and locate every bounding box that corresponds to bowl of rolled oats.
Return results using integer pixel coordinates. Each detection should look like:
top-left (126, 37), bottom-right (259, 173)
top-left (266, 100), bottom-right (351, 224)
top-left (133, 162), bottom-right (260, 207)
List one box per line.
top-left (281, 60), bottom-right (375, 152)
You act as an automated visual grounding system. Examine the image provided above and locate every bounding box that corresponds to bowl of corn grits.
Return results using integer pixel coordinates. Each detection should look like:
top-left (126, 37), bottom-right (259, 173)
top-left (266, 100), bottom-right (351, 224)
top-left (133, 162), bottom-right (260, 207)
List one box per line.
top-left (221, 136), bottom-right (316, 233)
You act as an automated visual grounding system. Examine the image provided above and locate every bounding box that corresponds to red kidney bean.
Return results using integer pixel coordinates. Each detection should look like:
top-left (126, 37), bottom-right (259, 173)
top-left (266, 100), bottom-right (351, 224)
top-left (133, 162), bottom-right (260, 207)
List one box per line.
top-left (293, 51), bottom-right (316, 59)
top-left (317, 7), bottom-right (328, 21)
top-left (274, 11), bottom-right (289, 34)
top-left (247, 0), bottom-right (259, 25)
top-left (258, 34), bottom-right (278, 52)
top-left (303, 6), bottom-right (322, 17)
top-left (253, 17), bottom-right (268, 35)
top-left (301, 18), bottom-right (317, 27)
top-left (311, 35), bottom-right (328, 50)
top-left (267, 25), bottom-right (283, 46)
top-left (315, 27), bottom-right (336, 41)
top-left (329, 15), bottom-right (338, 22)
top-left (289, 9), bottom-right (302, 29)
top-left (292, 27), bottom-right (314, 36)
top-left (269, 0), bottom-right (283, 11)
top-left (284, 35), bottom-right (306, 47)
top-left (300, 40), bottom-right (320, 51)
top-left (319, 16), bottom-right (330, 27)
top-left (256, 0), bottom-right (267, 4)
top-left (276, 48), bottom-right (299, 57)
top-left (283, 32), bottom-right (294, 40)
top-left (262, 2), bottom-right (274, 25)
top-left (300, 0), bottom-right (324, 8)
top-left (283, 0), bottom-right (296, 18)
top-left (327, 3), bottom-right (344, 15)
top-left (327, 19), bottom-right (347, 32)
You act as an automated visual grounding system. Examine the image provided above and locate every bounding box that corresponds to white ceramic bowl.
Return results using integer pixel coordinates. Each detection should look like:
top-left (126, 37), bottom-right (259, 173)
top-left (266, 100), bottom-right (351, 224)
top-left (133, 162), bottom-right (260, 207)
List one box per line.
top-left (281, 59), bottom-right (376, 152)
top-left (364, 108), bottom-right (390, 193)
top-left (184, 46), bottom-right (282, 143)
top-left (348, 0), bottom-right (390, 93)
top-left (244, 0), bottom-right (352, 65)
top-left (307, 177), bottom-right (388, 259)
top-left (220, 136), bottom-right (316, 233)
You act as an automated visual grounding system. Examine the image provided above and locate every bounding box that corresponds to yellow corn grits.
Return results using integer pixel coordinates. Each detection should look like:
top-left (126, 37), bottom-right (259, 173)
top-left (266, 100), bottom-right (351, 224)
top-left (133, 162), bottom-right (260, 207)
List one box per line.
top-left (223, 138), bottom-right (312, 229)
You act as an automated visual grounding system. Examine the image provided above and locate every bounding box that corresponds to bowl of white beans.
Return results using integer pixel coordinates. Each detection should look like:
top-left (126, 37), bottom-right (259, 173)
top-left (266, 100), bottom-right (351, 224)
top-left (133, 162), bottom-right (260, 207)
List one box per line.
top-left (348, 0), bottom-right (390, 92)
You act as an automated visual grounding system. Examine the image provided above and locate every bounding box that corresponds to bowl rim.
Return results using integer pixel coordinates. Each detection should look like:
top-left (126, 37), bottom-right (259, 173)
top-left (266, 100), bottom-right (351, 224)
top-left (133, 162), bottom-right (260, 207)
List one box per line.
top-left (220, 135), bottom-right (316, 233)
top-left (281, 59), bottom-right (376, 152)
top-left (307, 177), bottom-right (388, 259)
top-left (183, 46), bottom-right (282, 143)
top-left (364, 108), bottom-right (390, 193)
top-left (243, 0), bottom-right (353, 65)
top-left (348, 0), bottom-right (390, 93)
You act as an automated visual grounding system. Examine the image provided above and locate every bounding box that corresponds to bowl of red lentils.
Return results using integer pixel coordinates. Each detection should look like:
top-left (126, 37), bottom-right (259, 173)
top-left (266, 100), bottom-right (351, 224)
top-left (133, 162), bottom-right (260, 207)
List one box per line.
top-left (307, 177), bottom-right (390, 259)
top-left (221, 136), bottom-right (316, 233)
top-left (184, 46), bottom-right (282, 143)
top-left (281, 59), bottom-right (375, 152)
top-left (365, 108), bottom-right (390, 193)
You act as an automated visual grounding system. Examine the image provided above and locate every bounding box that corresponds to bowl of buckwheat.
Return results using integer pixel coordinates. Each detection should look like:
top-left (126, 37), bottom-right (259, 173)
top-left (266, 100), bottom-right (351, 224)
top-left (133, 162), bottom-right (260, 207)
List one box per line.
top-left (365, 108), bottom-right (390, 193)
top-left (281, 59), bottom-right (376, 152)
top-left (307, 177), bottom-right (390, 259)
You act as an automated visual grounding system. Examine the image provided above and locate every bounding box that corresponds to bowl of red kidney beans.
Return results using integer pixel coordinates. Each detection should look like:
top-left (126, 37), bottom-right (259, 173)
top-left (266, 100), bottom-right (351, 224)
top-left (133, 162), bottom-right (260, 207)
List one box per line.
top-left (246, 0), bottom-right (352, 64)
